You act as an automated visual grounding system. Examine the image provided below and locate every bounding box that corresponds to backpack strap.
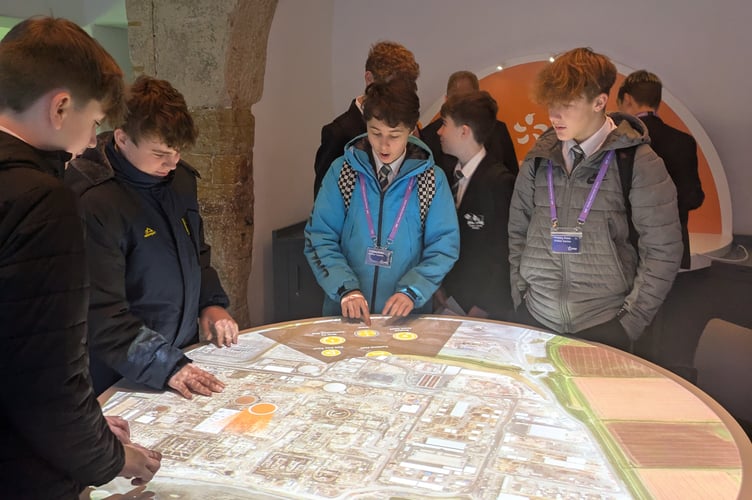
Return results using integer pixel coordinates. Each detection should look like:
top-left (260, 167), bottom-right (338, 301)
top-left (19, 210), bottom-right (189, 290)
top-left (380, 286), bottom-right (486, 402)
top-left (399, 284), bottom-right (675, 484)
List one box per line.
top-left (337, 161), bottom-right (357, 209)
top-left (338, 161), bottom-right (436, 227)
top-left (615, 146), bottom-right (639, 254)
top-left (533, 156), bottom-right (542, 176)
top-left (416, 168), bottom-right (436, 227)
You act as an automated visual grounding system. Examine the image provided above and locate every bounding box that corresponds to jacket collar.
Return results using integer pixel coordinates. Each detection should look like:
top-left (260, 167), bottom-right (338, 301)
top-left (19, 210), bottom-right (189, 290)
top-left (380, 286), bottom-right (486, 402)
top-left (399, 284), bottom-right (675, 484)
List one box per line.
top-left (343, 134), bottom-right (432, 179)
top-left (106, 138), bottom-right (174, 189)
top-left (70, 131), bottom-right (174, 189)
top-left (526, 111), bottom-right (650, 165)
top-left (0, 131), bottom-right (71, 179)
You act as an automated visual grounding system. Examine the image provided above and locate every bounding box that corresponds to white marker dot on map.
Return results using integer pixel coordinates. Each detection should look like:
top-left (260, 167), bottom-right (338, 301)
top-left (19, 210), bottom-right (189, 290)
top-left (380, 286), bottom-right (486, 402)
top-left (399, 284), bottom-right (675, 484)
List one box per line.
top-left (323, 382), bottom-right (347, 393)
top-left (298, 365), bottom-right (319, 374)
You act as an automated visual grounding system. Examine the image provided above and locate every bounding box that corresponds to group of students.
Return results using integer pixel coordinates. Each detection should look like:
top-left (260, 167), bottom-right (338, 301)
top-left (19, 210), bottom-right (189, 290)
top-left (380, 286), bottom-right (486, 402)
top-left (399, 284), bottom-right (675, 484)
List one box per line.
top-left (305, 42), bottom-right (703, 355)
top-left (1, 17), bottom-right (240, 498)
top-left (0, 16), bottom-right (703, 499)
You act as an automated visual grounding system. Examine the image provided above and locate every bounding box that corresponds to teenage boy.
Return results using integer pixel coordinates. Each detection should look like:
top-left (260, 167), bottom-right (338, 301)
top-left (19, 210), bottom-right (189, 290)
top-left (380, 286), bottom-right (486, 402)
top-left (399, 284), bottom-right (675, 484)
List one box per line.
top-left (508, 47), bottom-right (682, 351)
top-left (305, 78), bottom-right (459, 326)
top-left (0, 17), bottom-right (160, 498)
top-left (66, 75), bottom-right (238, 398)
top-left (313, 41), bottom-right (420, 197)
top-left (435, 91), bottom-right (515, 319)
top-left (421, 70), bottom-right (518, 177)
top-left (617, 70), bottom-right (704, 269)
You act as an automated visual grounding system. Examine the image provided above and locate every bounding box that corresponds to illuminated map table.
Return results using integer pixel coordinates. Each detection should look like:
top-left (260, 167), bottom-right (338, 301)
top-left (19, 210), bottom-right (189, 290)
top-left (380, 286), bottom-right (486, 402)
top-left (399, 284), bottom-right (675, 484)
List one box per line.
top-left (92, 316), bottom-right (751, 499)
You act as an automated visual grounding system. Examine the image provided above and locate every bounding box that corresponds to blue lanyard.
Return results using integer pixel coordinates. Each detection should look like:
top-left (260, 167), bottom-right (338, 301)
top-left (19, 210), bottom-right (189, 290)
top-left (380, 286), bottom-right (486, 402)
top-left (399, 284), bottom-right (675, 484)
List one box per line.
top-left (359, 174), bottom-right (416, 247)
top-left (546, 150), bottom-right (615, 228)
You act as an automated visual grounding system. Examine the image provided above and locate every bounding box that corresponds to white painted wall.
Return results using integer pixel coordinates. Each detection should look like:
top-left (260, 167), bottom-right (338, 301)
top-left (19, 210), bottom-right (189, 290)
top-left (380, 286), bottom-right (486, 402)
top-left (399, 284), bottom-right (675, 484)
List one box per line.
top-left (248, 0), bottom-right (334, 325)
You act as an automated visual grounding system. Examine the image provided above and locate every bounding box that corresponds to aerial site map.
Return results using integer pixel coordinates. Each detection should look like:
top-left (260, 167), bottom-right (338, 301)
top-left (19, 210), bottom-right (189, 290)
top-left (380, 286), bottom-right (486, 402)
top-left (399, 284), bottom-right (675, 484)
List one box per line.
top-left (91, 316), bottom-right (743, 500)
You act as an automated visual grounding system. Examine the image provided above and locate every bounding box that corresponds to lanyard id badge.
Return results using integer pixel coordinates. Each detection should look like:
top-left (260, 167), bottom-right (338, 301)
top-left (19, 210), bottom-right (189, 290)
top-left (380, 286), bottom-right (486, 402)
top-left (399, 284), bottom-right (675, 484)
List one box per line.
top-left (365, 246), bottom-right (393, 267)
top-left (359, 174), bottom-right (416, 270)
top-left (551, 227), bottom-right (583, 254)
top-left (546, 150), bottom-right (615, 255)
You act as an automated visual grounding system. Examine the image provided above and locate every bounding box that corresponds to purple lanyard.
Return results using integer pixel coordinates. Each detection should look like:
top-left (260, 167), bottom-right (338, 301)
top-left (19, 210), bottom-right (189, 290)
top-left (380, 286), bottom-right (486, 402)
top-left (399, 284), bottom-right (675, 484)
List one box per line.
top-left (546, 150), bottom-right (615, 228)
top-left (359, 174), bottom-right (416, 247)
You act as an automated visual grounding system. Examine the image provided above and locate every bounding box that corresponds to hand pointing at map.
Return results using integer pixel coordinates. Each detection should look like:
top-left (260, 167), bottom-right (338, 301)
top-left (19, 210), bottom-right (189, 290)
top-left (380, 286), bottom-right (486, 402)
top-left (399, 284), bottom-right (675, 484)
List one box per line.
top-left (340, 291), bottom-right (371, 325)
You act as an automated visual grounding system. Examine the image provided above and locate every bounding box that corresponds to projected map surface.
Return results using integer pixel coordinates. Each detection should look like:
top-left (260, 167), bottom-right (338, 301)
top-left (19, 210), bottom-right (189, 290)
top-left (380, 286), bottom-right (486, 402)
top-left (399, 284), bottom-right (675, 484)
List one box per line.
top-left (91, 316), bottom-right (743, 500)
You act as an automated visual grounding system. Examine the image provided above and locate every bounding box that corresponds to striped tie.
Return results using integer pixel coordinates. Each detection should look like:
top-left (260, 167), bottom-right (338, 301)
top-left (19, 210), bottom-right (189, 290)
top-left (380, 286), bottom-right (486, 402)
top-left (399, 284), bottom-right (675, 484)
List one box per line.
top-left (378, 164), bottom-right (391, 191)
top-left (571, 144), bottom-right (585, 169)
top-left (451, 168), bottom-right (464, 201)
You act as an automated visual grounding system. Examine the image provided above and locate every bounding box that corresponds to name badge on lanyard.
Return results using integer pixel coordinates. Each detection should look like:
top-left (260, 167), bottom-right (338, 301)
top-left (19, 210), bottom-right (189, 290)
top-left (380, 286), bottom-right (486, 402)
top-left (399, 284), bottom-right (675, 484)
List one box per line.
top-left (359, 174), bottom-right (416, 269)
top-left (551, 227), bottom-right (583, 254)
top-left (365, 246), bottom-right (393, 267)
top-left (546, 150), bottom-right (614, 255)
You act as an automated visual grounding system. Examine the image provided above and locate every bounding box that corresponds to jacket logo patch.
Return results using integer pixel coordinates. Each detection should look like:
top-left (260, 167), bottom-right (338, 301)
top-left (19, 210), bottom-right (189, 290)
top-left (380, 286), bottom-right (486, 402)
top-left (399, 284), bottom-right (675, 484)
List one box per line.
top-left (464, 213), bottom-right (484, 230)
top-left (586, 173), bottom-right (598, 184)
top-left (144, 227), bottom-right (156, 238)
top-left (181, 217), bottom-right (191, 236)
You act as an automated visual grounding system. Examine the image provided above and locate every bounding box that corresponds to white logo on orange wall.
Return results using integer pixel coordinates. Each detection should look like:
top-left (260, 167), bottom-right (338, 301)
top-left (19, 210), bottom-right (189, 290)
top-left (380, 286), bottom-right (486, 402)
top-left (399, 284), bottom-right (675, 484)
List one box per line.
top-left (513, 113), bottom-right (549, 145)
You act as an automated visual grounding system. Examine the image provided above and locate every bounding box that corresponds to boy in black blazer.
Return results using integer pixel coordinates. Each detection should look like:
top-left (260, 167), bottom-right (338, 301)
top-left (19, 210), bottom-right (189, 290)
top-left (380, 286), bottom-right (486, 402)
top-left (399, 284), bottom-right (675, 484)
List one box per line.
top-left (434, 91), bottom-right (516, 319)
top-left (618, 70), bottom-right (704, 269)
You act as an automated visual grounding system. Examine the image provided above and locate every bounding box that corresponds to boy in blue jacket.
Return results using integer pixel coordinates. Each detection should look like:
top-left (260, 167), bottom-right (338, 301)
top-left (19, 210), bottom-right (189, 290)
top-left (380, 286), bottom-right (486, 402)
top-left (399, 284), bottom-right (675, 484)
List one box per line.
top-left (305, 79), bottom-right (459, 325)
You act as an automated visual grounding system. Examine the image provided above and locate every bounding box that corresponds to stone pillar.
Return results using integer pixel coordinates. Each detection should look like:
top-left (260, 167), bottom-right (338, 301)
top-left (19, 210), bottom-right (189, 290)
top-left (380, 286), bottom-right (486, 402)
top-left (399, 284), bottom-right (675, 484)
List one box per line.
top-left (125, 0), bottom-right (277, 327)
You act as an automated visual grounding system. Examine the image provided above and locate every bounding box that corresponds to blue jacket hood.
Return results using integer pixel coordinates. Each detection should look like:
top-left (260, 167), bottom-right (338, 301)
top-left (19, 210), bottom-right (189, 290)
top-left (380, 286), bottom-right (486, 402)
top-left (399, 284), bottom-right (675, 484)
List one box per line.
top-left (343, 134), bottom-right (435, 182)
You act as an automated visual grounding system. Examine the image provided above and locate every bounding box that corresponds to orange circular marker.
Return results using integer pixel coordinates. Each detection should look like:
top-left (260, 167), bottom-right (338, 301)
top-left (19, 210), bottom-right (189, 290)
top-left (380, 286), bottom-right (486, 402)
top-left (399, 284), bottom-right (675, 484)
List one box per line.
top-left (320, 335), bottom-right (346, 345)
top-left (392, 331), bottom-right (418, 341)
top-left (365, 350), bottom-right (392, 357)
top-left (226, 402), bottom-right (276, 433)
top-left (355, 329), bottom-right (379, 337)
top-left (321, 349), bottom-right (341, 357)
top-left (235, 395), bottom-right (258, 405)
top-left (249, 402), bottom-right (277, 416)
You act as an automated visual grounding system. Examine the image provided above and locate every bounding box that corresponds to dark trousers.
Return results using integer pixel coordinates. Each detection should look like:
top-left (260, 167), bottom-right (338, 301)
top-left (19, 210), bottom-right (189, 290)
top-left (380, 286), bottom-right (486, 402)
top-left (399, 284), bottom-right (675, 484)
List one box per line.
top-left (515, 303), bottom-right (633, 353)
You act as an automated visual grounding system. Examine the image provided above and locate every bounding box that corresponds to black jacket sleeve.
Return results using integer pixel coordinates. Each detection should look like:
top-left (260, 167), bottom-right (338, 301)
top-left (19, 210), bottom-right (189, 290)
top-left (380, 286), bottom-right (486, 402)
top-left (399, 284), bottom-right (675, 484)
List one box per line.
top-left (0, 179), bottom-right (124, 490)
top-left (487, 121), bottom-right (519, 175)
top-left (672, 134), bottom-right (704, 214)
top-left (313, 122), bottom-right (347, 198)
top-left (81, 191), bottom-right (188, 390)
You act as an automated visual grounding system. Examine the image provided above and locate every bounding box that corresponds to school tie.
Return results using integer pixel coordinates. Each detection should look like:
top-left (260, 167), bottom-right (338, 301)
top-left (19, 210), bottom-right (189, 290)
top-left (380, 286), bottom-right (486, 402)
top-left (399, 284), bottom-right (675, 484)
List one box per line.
top-left (378, 164), bottom-right (391, 191)
top-left (571, 143), bottom-right (585, 169)
top-left (451, 168), bottom-right (464, 201)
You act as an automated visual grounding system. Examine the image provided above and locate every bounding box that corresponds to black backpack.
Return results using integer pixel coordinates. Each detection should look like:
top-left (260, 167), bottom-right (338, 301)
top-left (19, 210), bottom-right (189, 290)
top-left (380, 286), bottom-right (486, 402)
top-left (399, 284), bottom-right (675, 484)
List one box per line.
top-left (534, 146), bottom-right (639, 253)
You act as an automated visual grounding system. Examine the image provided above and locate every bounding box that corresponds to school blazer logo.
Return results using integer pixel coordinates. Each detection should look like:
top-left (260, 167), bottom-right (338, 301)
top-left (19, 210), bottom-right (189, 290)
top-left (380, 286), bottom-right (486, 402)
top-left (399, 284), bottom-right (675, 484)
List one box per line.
top-left (144, 227), bottom-right (156, 238)
top-left (464, 213), bottom-right (485, 230)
